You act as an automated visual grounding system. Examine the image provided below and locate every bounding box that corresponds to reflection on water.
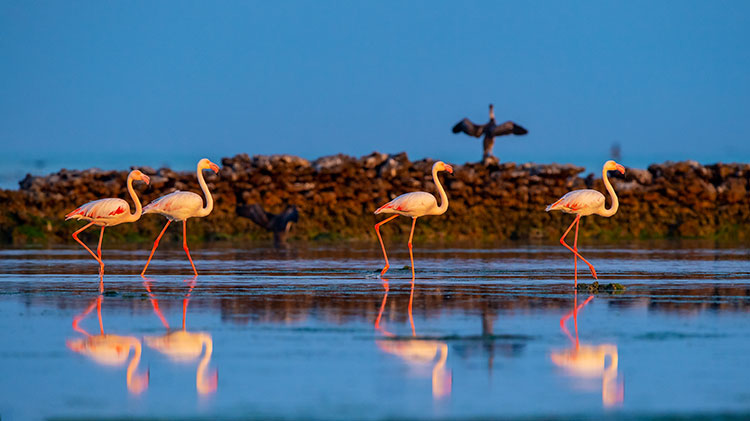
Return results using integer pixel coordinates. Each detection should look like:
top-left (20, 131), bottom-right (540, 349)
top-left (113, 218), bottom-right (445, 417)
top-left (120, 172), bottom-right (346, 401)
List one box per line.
top-left (66, 295), bottom-right (149, 394)
top-left (143, 276), bottom-right (218, 395)
top-left (374, 278), bottom-right (452, 400)
top-left (1, 244), bottom-right (750, 419)
top-left (549, 293), bottom-right (624, 408)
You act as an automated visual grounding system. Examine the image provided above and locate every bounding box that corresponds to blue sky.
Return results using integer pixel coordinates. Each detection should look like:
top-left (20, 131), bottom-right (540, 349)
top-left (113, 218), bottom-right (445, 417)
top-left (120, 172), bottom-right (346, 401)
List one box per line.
top-left (1, 1), bottom-right (749, 184)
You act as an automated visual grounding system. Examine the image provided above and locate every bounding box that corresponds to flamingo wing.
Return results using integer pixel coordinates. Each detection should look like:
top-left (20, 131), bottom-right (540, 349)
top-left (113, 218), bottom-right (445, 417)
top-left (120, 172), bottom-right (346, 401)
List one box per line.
top-left (546, 189), bottom-right (604, 214)
top-left (452, 118), bottom-right (485, 137)
top-left (144, 191), bottom-right (203, 215)
top-left (375, 192), bottom-right (437, 215)
top-left (65, 198), bottom-right (130, 221)
top-left (492, 121), bottom-right (528, 137)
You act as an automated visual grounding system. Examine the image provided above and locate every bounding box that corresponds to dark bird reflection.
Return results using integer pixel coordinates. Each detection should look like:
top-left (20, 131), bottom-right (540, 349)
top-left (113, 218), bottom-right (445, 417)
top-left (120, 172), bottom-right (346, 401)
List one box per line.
top-left (66, 295), bottom-right (149, 394)
top-left (142, 276), bottom-right (218, 395)
top-left (374, 277), bottom-right (452, 400)
top-left (549, 292), bottom-right (624, 408)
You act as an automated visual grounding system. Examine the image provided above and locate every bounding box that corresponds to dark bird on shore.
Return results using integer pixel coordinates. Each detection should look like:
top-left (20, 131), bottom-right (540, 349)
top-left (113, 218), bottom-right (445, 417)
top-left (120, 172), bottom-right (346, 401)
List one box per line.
top-left (237, 204), bottom-right (298, 248)
top-left (452, 104), bottom-right (528, 161)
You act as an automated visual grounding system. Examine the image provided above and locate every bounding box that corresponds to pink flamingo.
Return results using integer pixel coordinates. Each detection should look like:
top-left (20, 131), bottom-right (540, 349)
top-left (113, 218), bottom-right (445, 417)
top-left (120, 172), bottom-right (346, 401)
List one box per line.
top-left (141, 158), bottom-right (220, 277)
top-left (65, 170), bottom-right (150, 286)
top-left (546, 160), bottom-right (625, 286)
top-left (374, 161), bottom-right (453, 278)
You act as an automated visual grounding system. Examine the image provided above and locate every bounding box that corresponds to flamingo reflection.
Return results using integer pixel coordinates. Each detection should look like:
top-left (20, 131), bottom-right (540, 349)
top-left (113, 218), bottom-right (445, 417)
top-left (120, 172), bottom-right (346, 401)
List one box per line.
top-left (142, 276), bottom-right (217, 395)
top-left (549, 292), bottom-right (624, 407)
top-left (374, 277), bottom-right (452, 399)
top-left (66, 295), bottom-right (149, 394)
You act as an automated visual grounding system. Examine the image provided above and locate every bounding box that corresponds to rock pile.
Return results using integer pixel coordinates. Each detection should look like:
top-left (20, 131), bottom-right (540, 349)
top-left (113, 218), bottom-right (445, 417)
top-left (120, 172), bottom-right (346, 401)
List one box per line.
top-left (2, 153), bottom-right (749, 244)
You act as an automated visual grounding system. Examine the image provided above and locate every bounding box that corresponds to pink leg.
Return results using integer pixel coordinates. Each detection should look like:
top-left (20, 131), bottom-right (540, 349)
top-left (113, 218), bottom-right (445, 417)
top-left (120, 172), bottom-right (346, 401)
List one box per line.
top-left (141, 220), bottom-right (171, 276)
top-left (97, 226), bottom-right (105, 289)
top-left (573, 217), bottom-right (579, 287)
top-left (374, 215), bottom-right (398, 277)
top-left (374, 278), bottom-right (389, 331)
top-left (143, 279), bottom-right (170, 329)
top-left (559, 215), bottom-right (597, 283)
top-left (96, 295), bottom-right (104, 335)
top-left (408, 274), bottom-right (415, 336)
top-left (72, 222), bottom-right (104, 271)
top-left (182, 220), bottom-right (198, 276)
top-left (407, 217), bottom-right (418, 279)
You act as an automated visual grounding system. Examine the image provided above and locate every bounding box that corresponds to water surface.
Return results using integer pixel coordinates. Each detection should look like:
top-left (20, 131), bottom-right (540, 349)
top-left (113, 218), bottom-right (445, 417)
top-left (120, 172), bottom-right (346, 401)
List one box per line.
top-left (1, 242), bottom-right (749, 420)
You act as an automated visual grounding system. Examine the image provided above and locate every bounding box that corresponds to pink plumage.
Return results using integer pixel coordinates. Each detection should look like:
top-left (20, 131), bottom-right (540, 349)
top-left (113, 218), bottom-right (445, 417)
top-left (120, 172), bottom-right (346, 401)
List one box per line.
top-left (64, 169), bottom-right (150, 286)
top-left (545, 189), bottom-right (605, 216)
top-left (66, 198), bottom-right (130, 225)
top-left (140, 158), bottom-right (220, 277)
top-left (375, 192), bottom-right (439, 217)
top-left (374, 161), bottom-right (453, 278)
top-left (143, 191), bottom-right (205, 221)
top-left (546, 160), bottom-right (625, 287)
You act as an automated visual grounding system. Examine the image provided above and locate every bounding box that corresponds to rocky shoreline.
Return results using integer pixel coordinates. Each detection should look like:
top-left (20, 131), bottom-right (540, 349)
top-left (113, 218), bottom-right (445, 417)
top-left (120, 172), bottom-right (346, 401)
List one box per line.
top-left (2, 152), bottom-right (749, 245)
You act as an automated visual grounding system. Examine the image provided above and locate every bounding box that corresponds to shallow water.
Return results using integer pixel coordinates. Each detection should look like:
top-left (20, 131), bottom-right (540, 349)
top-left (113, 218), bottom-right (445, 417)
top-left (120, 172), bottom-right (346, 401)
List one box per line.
top-left (1, 242), bottom-right (749, 420)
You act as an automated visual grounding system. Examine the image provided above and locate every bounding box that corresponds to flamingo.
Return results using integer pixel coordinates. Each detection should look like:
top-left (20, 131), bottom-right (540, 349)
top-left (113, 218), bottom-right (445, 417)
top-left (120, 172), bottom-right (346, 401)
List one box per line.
top-left (375, 278), bottom-right (452, 399)
top-left (65, 169), bottom-right (150, 286)
top-left (142, 277), bottom-right (218, 394)
top-left (66, 295), bottom-right (149, 394)
top-left (141, 158), bottom-right (220, 277)
top-left (374, 161), bottom-right (453, 278)
top-left (549, 292), bottom-right (624, 407)
top-left (452, 104), bottom-right (528, 160)
top-left (546, 160), bottom-right (625, 286)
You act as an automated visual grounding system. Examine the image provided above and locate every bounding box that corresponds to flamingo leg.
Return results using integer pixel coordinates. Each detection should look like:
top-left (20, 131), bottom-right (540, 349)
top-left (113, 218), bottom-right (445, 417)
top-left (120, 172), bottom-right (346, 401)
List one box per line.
top-left (141, 220), bottom-right (171, 276)
top-left (374, 278), bottom-right (389, 330)
top-left (182, 220), bottom-right (198, 276)
top-left (573, 217), bottom-right (579, 286)
top-left (97, 226), bottom-right (106, 288)
top-left (408, 217), bottom-right (418, 279)
top-left (559, 215), bottom-right (598, 283)
top-left (97, 295), bottom-right (104, 335)
top-left (72, 222), bottom-right (104, 271)
top-left (374, 215), bottom-right (398, 277)
top-left (408, 274), bottom-right (415, 336)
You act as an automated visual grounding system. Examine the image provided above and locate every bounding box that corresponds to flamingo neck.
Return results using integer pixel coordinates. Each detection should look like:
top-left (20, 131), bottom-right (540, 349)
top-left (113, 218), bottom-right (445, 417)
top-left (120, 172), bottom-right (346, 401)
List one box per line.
top-left (598, 166), bottom-right (619, 217)
top-left (126, 174), bottom-right (143, 223)
top-left (196, 165), bottom-right (214, 218)
top-left (125, 340), bottom-right (143, 392)
top-left (431, 166), bottom-right (449, 216)
top-left (196, 335), bottom-right (216, 394)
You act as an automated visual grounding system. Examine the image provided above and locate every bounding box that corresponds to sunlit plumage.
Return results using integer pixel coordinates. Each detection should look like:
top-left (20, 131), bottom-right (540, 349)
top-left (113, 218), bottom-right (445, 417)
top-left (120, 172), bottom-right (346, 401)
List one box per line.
top-left (141, 158), bottom-right (220, 277)
top-left (546, 160), bottom-right (625, 286)
top-left (374, 161), bottom-right (453, 278)
top-left (64, 170), bottom-right (150, 287)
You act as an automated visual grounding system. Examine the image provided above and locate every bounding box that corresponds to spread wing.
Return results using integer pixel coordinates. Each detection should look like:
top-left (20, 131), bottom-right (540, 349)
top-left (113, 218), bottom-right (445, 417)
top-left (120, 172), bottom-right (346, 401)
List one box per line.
top-left (492, 121), bottom-right (528, 137)
top-left (237, 204), bottom-right (273, 230)
top-left (452, 118), bottom-right (485, 137)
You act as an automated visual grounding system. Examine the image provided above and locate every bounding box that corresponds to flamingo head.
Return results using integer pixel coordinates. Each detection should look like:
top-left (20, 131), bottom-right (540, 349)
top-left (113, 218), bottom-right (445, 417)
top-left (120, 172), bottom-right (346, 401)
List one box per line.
top-left (434, 161), bottom-right (454, 174)
top-left (489, 103), bottom-right (495, 119)
top-left (129, 170), bottom-right (151, 185)
top-left (199, 158), bottom-right (221, 174)
top-left (604, 160), bottom-right (625, 175)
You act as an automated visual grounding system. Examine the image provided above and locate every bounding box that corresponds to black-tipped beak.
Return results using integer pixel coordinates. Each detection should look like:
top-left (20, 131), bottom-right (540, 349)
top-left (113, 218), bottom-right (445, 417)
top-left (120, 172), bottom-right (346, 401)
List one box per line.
top-left (616, 164), bottom-right (625, 174)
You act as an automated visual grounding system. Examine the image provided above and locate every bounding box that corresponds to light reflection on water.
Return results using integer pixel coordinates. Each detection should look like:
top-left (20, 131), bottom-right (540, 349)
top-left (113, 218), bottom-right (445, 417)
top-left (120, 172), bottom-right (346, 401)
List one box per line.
top-left (0, 243), bottom-right (749, 419)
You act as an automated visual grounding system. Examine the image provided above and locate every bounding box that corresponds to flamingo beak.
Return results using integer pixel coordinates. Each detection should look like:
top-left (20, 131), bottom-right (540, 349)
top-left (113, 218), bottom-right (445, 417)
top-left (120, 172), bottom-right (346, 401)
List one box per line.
top-left (616, 164), bottom-right (625, 174)
top-left (142, 174), bottom-right (151, 185)
top-left (444, 164), bottom-right (454, 174)
top-left (209, 163), bottom-right (220, 173)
